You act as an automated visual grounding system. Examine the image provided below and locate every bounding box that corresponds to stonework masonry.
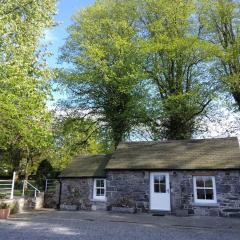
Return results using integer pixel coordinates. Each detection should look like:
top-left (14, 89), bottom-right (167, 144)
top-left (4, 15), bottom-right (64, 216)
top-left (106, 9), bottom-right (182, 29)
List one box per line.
top-left (60, 178), bottom-right (93, 210)
top-left (59, 170), bottom-right (240, 217)
top-left (106, 171), bottom-right (150, 212)
top-left (106, 170), bottom-right (240, 217)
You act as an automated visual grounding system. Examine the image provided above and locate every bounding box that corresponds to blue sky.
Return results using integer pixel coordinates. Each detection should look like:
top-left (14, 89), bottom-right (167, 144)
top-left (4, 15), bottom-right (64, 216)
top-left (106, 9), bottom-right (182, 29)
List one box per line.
top-left (46, 0), bottom-right (95, 67)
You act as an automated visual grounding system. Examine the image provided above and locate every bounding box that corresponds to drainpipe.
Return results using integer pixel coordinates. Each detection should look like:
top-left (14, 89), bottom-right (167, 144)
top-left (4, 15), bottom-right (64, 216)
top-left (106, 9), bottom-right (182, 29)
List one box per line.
top-left (57, 179), bottom-right (62, 210)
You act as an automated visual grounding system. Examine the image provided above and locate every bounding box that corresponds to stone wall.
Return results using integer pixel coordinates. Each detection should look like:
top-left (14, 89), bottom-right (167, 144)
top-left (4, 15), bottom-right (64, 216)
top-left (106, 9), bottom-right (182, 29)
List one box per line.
top-left (60, 178), bottom-right (93, 210)
top-left (170, 170), bottom-right (240, 217)
top-left (1, 194), bottom-right (45, 214)
top-left (44, 182), bottom-right (60, 209)
top-left (58, 171), bottom-right (240, 216)
top-left (106, 171), bottom-right (150, 212)
top-left (106, 170), bottom-right (240, 217)
top-left (215, 171), bottom-right (240, 217)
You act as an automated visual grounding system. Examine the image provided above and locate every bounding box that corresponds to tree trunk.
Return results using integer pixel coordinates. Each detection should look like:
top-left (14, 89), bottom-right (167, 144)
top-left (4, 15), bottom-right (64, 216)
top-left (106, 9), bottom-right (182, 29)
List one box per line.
top-left (163, 116), bottom-right (193, 140)
top-left (232, 91), bottom-right (240, 109)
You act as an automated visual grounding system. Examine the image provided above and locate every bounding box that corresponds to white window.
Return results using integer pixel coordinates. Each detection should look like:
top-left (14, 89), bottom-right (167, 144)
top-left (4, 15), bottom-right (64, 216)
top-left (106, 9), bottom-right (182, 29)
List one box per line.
top-left (193, 176), bottom-right (217, 204)
top-left (93, 179), bottom-right (106, 201)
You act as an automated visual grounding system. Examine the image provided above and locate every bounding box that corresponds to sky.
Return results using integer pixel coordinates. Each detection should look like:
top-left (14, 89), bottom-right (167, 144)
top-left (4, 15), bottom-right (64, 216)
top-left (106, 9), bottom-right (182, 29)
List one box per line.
top-left (43, 0), bottom-right (95, 105)
top-left (45, 0), bottom-right (95, 68)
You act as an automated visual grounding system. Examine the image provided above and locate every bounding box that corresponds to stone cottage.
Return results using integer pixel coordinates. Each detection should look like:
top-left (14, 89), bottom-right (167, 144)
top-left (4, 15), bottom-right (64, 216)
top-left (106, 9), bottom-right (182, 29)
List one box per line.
top-left (59, 137), bottom-right (240, 217)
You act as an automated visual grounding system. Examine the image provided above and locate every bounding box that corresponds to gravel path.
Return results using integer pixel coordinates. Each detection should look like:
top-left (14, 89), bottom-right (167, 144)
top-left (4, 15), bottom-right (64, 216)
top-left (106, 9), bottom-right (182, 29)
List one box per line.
top-left (0, 210), bottom-right (239, 240)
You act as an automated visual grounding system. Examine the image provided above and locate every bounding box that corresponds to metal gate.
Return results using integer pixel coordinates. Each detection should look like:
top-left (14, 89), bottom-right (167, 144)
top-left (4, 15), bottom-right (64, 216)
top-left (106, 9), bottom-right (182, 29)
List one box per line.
top-left (0, 172), bottom-right (16, 199)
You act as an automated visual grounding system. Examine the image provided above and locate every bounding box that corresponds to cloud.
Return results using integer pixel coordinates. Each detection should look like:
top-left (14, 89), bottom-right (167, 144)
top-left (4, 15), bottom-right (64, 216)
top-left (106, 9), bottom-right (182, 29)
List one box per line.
top-left (42, 29), bottom-right (57, 43)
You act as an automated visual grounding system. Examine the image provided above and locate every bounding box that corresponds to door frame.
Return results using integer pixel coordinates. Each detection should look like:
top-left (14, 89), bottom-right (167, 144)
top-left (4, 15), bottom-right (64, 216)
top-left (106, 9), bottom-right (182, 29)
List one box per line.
top-left (149, 172), bottom-right (171, 211)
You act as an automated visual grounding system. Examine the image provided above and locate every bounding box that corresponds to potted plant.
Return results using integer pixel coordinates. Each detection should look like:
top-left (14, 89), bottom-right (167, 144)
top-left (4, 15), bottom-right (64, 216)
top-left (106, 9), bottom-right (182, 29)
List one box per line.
top-left (0, 203), bottom-right (14, 219)
top-left (111, 196), bottom-right (136, 213)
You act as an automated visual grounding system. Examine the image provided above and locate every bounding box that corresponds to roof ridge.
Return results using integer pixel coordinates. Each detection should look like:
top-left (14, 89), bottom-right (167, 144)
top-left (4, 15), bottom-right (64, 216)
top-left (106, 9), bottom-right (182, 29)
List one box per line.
top-left (118, 137), bottom-right (238, 147)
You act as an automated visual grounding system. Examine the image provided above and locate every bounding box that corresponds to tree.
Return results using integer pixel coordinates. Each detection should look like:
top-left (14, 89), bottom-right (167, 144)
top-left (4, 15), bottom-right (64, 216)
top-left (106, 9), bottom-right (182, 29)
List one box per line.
top-left (138, 0), bottom-right (213, 140)
top-left (199, 0), bottom-right (240, 109)
top-left (35, 159), bottom-right (55, 190)
top-left (58, 0), bottom-right (147, 148)
top-left (50, 116), bottom-right (108, 170)
top-left (0, 0), bottom-right (56, 175)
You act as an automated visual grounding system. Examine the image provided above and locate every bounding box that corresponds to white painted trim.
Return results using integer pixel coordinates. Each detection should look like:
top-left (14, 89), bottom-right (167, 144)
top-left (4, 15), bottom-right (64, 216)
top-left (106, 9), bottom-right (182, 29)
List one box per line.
top-left (150, 172), bottom-right (171, 211)
top-left (193, 176), bottom-right (217, 204)
top-left (93, 178), bottom-right (106, 201)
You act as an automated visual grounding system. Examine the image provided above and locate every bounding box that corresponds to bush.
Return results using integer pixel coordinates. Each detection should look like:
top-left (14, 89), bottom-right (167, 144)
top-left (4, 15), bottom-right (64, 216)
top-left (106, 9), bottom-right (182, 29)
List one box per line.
top-left (0, 193), bottom-right (7, 200)
top-left (35, 160), bottom-right (57, 190)
top-left (115, 196), bottom-right (135, 208)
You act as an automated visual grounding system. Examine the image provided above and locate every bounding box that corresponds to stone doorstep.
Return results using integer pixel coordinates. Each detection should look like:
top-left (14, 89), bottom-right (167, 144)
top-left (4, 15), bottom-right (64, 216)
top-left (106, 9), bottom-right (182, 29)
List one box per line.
top-left (91, 201), bottom-right (107, 211)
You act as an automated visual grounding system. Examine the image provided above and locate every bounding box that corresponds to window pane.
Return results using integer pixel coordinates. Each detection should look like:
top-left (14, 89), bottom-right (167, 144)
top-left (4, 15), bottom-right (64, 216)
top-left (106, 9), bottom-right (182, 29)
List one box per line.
top-left (154, 184), bottom-right (160, 192)
top-left (204, 177), bottom-right (213, 188)
top-left (196, 177), bottom-right (204, 187)
top-left (160, 184), bottom-right (166, 193)
top-left (100, 180), bottom-right (104, 188)
top-left (96, 188), bottom-right (101, 196)
top-left (96, 180), bottom-right (101, 187)
top-left (154, 176), bottom-right (160, 184)
top-left (160, 175), bottom-right (166, 184)
top-left (205, 189), bottom-right (214, 200)
top-left (197, 189), bottom-right (205, 199)
top-left (100, 189), bottom-right (105, 196)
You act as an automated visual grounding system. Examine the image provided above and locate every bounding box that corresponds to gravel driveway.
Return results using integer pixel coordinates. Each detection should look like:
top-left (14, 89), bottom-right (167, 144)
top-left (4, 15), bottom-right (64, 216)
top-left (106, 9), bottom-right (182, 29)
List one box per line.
top-left (0, 210), bottom-right (240, 240)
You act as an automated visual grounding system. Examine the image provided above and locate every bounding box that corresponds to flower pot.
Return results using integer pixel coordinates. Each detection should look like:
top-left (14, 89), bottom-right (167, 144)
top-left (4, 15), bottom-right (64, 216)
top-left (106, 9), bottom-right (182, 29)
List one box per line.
top-left (0, 208), bottom-right (11, 219)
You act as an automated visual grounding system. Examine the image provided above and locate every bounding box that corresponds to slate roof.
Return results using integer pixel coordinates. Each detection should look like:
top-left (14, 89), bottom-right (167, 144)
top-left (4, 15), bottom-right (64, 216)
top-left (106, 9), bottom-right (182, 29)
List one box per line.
top-left (106, 137), bottom-right (240, 170)
top-left (60, 154), bottom-right (111, 178)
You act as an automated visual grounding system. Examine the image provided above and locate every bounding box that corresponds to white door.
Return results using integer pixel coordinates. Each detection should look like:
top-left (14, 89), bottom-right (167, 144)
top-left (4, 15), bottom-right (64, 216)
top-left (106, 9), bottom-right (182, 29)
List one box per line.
top-left (150, 172), bottom-right (171, 211)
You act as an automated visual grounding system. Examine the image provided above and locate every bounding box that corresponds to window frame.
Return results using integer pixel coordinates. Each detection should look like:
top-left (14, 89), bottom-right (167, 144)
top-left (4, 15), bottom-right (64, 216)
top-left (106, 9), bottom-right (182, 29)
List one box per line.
top-left (93, 178), bottom-right (106, 201)
top-left (193, 176), bottom-right (217, 204)
top-left (153, 174), bottom-right (166, 193)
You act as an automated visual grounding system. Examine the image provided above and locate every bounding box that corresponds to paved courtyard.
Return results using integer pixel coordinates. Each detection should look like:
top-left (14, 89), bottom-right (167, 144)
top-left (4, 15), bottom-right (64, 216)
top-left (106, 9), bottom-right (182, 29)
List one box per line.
top-left (0, 209), bottom-right (240, 240)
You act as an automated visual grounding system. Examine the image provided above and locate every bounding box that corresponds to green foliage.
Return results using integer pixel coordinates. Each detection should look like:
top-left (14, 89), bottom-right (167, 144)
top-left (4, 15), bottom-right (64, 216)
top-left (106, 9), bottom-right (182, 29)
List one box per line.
top-left (0, 0), bottom-right (57, 174)
top-left (0, 193), bottom-right (7, 200)
top-left (48, 117), bottom-right (109, 170)
top-left (35, 159), bottom-right (55, 189)
top-left (199, 0), bottom-right (240, 108)
top-left (0, 202), bottom-right (15, 209)
top-left (59, 0), bottom-right (148, 147)
top-left (58, 0), bottom-right (216, 143)
top-left (139, 0), bottom-right (214, 139)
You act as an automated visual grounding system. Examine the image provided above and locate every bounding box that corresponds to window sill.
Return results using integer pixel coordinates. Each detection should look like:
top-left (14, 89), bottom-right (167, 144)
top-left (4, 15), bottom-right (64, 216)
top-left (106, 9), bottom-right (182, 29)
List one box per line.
top-left (91, 198), bottom-right (107, 202)
top-left (192, 202), bottom-right (219, 207)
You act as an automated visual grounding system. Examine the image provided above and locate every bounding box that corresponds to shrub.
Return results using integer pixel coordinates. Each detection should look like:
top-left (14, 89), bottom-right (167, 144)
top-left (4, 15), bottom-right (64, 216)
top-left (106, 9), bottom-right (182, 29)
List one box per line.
top-left (0, 193), bottom-right (7, 200)
top-left (115, 196), bottom-right (135, 208)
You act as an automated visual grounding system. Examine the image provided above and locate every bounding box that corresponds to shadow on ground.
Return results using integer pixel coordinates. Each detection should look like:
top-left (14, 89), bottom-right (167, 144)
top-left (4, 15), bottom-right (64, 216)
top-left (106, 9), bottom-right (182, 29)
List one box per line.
top-left (0, 209), bottom-right (240, 240)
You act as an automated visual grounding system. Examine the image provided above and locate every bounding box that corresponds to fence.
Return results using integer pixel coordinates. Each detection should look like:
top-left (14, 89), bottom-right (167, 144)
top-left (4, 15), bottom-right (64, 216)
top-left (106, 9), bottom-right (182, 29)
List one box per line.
top-left (0, 172), bottom-right (16, 199)
top-left (22, 180), bottom-right (41, 198)
top-left (45, 179), bottom-right (58, 193)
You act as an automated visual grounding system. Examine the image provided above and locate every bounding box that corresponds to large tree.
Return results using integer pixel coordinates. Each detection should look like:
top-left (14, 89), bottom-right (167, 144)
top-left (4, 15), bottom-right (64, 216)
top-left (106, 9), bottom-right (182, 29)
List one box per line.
top-left (0, 0), bottom-right (56, 174)
top-left (199, 0), bottom-right (240, 109)
top-left (59, 0), bottom-right (217, 144)
top-left (59, 0), bottom-right (147, 148)
top-left (138, 0), bottom-right (213, 140)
